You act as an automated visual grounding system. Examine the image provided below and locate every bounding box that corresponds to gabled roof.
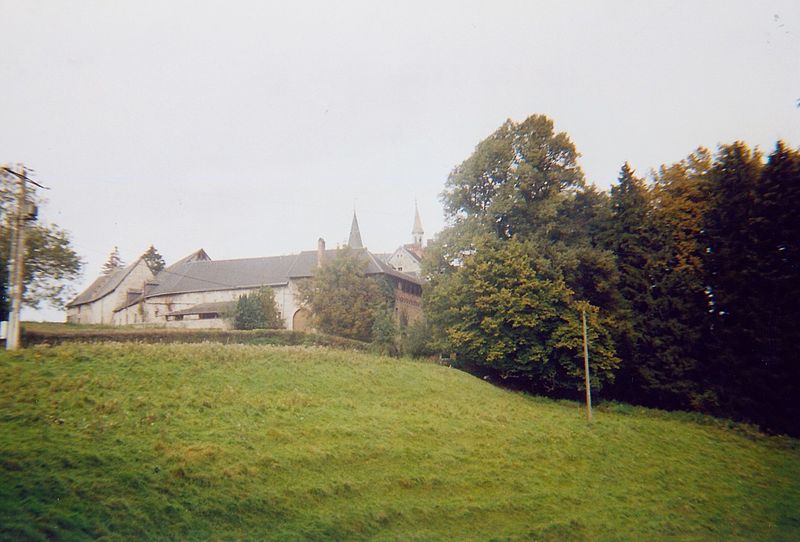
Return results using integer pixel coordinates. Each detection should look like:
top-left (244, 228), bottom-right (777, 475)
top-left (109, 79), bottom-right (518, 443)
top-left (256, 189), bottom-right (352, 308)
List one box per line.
top-left (170, 248), bottom-right (211, 266)
top-left (66, 258), bottom-right (148, 308)
top-left (102, 244), bottom-right (423, 313)
top-left (148, 255), bottom-right (298, 297)
top-left (397, 244), bottom-right (423, 263)
top-left (368, 251), bottom-right (423, 284)
top-left (285, 248), bottom-right (422, 285)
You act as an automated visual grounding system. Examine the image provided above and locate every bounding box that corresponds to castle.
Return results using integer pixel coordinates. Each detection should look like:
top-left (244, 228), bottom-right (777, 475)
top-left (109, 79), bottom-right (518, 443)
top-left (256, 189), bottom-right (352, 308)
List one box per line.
top-left (65, 209), bottom-right (425, 331)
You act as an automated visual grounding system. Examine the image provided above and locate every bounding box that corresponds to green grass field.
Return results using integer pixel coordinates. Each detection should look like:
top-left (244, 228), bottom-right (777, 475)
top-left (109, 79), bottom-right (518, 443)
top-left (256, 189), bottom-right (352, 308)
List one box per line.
top-left (0, 343), bottom-right (797, 541)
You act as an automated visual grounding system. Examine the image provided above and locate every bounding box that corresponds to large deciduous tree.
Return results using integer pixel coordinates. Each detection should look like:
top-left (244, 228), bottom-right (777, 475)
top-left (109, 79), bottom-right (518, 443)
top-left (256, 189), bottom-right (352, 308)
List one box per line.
top-left (298, 248), bottom-right (392, 342)
top-left (0, 168), bottom-right (83, 314)
top-left (426, 236), bottom-right (618, 394)
top-left (442, 115), bottom-right (585, 239)
top-left (428, 114), bottom-right (620, 397)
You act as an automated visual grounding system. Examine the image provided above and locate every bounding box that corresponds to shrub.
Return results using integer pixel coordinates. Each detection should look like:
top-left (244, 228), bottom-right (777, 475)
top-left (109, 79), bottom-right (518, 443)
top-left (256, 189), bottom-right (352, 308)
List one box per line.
top-left (400, 318), bottom-right (435, 358)
top-left (371, 310), bottom-right (399, 356)
top-left (233, 288), bottom-right (284, 330)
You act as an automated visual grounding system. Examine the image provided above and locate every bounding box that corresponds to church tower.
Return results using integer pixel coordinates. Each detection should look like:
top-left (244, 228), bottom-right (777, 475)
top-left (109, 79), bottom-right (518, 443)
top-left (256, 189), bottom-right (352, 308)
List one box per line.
top-left (412, 202), bottom-right (424, 247)
top-left (348, 211), bottom-right (364, 249)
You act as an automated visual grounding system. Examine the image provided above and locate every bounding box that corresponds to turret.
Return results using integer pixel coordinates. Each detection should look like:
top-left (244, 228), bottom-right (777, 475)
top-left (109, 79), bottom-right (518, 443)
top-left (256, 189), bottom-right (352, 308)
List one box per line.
top-left (348, 211), bottom-right (364, 249)
top-left (412, 202), bottom-right (424, 247)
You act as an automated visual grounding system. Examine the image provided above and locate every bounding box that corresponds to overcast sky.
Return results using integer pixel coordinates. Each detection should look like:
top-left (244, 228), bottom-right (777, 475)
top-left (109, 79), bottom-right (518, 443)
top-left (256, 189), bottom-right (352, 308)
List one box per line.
top-left (1, 0), bottom-right (798, 321)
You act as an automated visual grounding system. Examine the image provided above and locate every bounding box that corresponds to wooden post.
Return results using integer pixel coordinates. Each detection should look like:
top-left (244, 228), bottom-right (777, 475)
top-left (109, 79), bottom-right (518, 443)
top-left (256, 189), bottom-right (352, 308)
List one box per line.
top-left (582, 306), bottom-right (592, 422)
top-left (6, 165), bottom-right (27, 350)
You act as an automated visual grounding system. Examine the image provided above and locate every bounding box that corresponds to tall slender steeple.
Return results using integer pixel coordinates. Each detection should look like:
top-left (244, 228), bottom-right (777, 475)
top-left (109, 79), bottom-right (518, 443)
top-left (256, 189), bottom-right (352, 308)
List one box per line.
top-left (412, 201), bottom-right (424, 247)
top-left (348, 211), bottom-right (364, 249)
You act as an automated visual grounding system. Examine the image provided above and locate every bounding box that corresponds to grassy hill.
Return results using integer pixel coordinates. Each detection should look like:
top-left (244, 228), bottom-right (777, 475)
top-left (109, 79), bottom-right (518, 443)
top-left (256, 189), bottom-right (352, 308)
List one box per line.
top-left (0, 344), bottom-right (797, 541)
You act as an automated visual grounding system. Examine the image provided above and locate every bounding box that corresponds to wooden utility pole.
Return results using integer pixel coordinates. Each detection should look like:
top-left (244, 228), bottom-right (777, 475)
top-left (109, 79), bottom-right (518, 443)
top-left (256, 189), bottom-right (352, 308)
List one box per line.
top-left (581, 306), bottom-right (592, 422)
top-left (6, 165), bottom-right (27, 350)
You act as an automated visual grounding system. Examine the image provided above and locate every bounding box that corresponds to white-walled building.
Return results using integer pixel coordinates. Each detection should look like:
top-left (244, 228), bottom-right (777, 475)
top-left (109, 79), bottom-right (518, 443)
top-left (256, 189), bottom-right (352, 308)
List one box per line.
top-left (65, 256), bottom-right (156, 325)
top-left (66, 212), bottom-right (426, 331)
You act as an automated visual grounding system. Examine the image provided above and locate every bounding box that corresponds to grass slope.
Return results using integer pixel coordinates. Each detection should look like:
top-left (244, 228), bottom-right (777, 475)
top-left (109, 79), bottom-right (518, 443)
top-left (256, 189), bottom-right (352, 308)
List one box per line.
top-left (0, 344), bottom-right (797, 541)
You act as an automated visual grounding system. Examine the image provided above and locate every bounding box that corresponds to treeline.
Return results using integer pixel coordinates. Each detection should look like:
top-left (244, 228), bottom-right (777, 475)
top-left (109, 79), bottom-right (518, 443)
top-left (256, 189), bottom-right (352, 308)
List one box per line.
top-left (424, 114), bottom-right (800, 436)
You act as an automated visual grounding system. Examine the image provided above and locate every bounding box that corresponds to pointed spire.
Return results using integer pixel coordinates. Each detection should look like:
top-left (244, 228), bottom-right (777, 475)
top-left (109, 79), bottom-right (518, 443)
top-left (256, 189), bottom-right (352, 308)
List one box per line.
top-left (412, 201), bottom-right (424, 247)
top-left (348, 211), bottom-right (364, 249)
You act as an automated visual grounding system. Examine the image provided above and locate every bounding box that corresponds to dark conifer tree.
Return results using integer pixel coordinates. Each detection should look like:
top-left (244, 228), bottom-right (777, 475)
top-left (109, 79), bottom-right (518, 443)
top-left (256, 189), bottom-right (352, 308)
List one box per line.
top-left (142, 245), bottom-right (166, 274)
top-left (738, 142), bottom-right (800, 434)
top-left (649, 150), bottom-right (713, 411)
top-left (605, 164), bottom-right (660, 403)
top-left (101, 246), bottom-right (124, 275)
top-left (702, 143), bottom-right (764, 423)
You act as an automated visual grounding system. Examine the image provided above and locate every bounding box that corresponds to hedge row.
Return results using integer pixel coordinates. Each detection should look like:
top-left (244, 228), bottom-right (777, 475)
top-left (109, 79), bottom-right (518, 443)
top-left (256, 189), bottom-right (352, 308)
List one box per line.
top-left (20, 326), bottom-right (369, 351)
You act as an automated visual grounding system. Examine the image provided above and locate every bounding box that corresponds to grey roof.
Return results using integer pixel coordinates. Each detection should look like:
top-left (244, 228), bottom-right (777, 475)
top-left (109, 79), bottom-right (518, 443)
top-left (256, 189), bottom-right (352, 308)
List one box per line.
top-left (66, 258), bottom-right (145, 308)
top-left (143, 247), bottom-right (422, 299)
top-left (286, 248), bottom-right (380, 278)
top-left (148, 254), bottom-right (299, 297)
top-left (366, 250), bottom-right (424, 284)
top-left (171, 248), bottom-right (211, 266)
top-left (286, 248), bottom-right (422, 285)
top-left (348, 212), bottom-right (363, 249)
top-left (100, 245), bottom-right (423, 313)
top-left (166, 301), bottom-right (234, 317)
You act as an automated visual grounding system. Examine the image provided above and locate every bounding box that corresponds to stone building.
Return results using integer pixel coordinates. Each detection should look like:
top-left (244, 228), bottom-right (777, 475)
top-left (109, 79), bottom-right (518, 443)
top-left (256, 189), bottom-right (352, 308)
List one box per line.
top-left (66, 211), bottom-right (425, 331)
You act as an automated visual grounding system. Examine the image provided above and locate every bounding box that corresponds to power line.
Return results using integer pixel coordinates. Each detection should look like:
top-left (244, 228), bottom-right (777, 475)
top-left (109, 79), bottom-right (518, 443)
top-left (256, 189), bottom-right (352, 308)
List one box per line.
top-left (1, 167), bottom-right (49, 191)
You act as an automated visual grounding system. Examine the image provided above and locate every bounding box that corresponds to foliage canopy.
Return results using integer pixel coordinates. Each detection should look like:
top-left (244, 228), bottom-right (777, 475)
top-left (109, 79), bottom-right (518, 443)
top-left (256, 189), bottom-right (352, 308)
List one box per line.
top-left (298, 247), bottom-right (393, 342)
top-left (142, 245), bottom-right (166, 274)
top-left (428, 115), bottom-right (800, 435)
top-left (233, 287), bottom-right (283, 330)
top-left (101, 246), bottom-right (124, 276)
top-left (428, 114), bottom-right (618, 397)
top-left (0, 168), bottom-right (83, 312)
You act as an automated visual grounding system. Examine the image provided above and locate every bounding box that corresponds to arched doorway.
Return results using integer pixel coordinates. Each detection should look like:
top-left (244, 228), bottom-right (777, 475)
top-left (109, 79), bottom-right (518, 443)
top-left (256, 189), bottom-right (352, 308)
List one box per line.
top-left (292, 308), bottom-right (313, 332)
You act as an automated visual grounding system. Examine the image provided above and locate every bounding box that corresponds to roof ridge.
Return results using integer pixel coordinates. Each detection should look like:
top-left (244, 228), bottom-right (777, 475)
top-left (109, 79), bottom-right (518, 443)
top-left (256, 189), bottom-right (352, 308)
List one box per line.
top-left (196, 254), bottom-right (297, 265)
top-left (68, 257), bottom-right (147, 307)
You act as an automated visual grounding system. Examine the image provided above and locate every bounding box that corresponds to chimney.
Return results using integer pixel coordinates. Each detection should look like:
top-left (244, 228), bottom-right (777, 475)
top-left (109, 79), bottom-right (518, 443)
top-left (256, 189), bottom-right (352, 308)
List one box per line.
top-left (317, 238), bottom-right (326, 267)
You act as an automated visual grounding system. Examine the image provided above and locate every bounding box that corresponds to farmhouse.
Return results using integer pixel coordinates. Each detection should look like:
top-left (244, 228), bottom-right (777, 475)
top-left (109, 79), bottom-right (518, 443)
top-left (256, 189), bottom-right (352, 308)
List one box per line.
top-left (66, 212), bottom-right (425, 331)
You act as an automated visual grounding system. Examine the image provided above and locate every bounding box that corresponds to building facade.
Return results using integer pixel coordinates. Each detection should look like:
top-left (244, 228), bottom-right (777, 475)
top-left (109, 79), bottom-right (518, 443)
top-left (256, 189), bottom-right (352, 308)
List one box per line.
top-left (66, 212), bottom-right (426, 331)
